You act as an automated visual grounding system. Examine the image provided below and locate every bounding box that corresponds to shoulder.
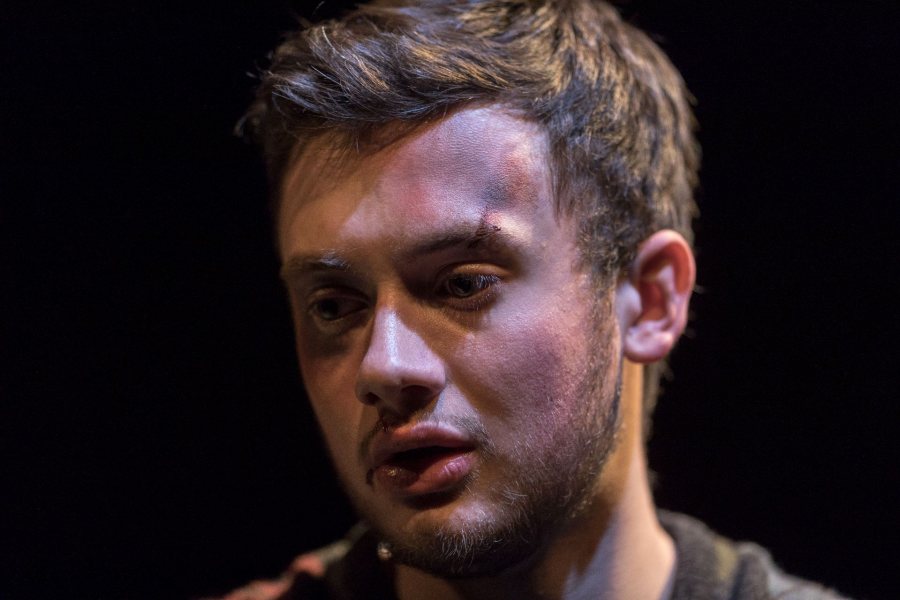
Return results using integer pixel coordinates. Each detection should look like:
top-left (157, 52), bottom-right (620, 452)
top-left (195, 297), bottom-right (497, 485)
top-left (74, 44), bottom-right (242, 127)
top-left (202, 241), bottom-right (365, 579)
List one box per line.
top-left (205, 524), bottom-right (392, 600)
top-left (660, 511), bottom-right (850, 600)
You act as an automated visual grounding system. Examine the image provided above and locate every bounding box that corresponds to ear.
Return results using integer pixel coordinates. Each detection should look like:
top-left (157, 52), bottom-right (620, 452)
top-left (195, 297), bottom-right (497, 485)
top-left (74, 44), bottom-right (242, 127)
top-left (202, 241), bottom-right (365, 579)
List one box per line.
top-left (615, 230), bottom-right (695, 363)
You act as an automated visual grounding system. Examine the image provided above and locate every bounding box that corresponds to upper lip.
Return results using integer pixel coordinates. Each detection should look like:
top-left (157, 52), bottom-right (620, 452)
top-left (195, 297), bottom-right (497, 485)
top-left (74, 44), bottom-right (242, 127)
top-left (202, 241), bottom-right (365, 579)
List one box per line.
top-left (366, 422), bottom-right (475, 470)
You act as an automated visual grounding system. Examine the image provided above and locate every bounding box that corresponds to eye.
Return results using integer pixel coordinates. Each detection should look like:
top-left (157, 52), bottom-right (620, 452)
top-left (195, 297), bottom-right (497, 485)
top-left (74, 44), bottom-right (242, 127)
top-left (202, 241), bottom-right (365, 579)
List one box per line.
top-left (307, 294), bottom-right (367, 323)
top-left (436, 269), bottom-right (501, 311)
top-left (443, 273), bottom-right (498, 298)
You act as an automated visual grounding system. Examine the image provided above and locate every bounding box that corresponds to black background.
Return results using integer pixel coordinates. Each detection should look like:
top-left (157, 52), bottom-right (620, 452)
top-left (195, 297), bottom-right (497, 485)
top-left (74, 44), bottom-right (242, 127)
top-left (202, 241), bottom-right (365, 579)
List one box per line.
top-left (3, 1), bottom-right (898, 598)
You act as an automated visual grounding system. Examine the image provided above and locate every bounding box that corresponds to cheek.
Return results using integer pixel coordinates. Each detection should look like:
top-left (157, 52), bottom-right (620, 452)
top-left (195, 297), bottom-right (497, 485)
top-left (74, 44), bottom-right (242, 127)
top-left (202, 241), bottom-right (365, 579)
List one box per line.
top-left (454, 306), bottom-right (587, 424)
top-left (296, 339), bottom-right (367, 474)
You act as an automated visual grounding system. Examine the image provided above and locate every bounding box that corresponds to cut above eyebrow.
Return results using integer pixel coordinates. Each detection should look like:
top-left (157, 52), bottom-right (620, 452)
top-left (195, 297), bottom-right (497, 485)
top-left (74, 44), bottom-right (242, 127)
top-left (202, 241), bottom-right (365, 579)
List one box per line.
top-left (403, 219), bottom-right (506, 258)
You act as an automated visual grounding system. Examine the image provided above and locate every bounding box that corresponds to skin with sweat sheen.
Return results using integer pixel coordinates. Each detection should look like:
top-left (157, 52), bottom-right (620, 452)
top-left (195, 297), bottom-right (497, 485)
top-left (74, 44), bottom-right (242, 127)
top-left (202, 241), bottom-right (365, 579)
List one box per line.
top-left (277, 108), bottom-right (630, 581)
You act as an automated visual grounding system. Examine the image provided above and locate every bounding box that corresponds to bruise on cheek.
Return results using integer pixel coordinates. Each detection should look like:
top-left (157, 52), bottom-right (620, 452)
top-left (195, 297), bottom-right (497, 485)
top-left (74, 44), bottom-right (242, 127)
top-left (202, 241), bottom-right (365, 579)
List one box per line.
top-left (297, 346), bottom-right (363, 443)
top-left (296, 325), bottom-right (357, 359)
top-left (294, 323), bottom-right (366, 383)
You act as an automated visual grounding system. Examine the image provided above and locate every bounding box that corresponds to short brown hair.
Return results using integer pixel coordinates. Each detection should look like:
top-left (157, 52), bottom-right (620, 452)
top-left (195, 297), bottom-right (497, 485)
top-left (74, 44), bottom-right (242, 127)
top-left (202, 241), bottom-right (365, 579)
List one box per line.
top-left (242, 0), bottom-right (700, 433)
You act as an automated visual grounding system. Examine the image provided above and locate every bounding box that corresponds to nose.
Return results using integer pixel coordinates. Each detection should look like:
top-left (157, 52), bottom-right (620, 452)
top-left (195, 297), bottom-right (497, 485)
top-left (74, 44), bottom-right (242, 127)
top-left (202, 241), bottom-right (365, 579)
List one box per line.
top-left (355, 305), bottom-right (446, 419)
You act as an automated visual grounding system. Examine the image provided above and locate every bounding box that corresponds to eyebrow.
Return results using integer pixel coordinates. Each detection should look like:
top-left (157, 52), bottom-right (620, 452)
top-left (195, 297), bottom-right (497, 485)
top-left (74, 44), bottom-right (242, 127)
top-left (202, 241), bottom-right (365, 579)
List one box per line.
top-left (280, 252), bottom-right (351, 280)
top-left (404, 218), bottom-right (506, 257)
top-left (280, 216), bottom-right (512, 280)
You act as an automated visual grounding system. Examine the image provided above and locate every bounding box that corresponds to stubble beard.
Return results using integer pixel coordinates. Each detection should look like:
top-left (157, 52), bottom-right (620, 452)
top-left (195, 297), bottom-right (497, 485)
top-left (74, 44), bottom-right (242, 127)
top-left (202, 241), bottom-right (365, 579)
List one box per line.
top-left (369, 344), bottom-right (623, 579)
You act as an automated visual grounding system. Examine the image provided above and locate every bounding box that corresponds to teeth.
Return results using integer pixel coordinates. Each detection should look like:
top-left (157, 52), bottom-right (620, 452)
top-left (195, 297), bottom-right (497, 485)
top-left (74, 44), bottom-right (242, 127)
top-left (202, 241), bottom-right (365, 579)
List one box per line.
top-left (385, 466), bottom-right (399, 478)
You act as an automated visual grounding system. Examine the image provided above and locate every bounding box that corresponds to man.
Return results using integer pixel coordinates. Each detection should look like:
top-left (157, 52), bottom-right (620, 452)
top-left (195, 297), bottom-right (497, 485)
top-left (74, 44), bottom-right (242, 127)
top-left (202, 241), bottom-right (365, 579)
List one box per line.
top-left (221, 1), bottom-right (846, 598)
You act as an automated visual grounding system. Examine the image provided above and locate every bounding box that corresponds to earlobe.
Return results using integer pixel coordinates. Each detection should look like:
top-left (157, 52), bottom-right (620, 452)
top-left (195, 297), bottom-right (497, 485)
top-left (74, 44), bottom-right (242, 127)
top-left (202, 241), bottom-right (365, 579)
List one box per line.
top-left (617, 230), bottom-right (695, 364)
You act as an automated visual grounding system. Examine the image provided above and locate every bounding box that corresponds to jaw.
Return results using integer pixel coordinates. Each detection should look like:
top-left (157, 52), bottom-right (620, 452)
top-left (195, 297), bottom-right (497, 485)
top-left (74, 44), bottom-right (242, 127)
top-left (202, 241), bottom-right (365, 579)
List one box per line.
top-left (390, 360), bottom-right (671, 600)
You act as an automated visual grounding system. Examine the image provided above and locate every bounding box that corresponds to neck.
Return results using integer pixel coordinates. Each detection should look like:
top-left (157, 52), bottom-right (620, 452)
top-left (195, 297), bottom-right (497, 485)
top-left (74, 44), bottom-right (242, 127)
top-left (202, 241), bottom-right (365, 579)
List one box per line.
top-left (394, 360), bottom-right (675, 600)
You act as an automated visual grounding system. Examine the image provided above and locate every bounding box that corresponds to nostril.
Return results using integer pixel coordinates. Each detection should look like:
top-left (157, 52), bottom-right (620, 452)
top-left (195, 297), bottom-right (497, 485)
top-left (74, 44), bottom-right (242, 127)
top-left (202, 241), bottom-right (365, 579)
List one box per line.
top-left (360, 392), bottom-right (380, 406)
top-left (357, 385), bottom-right (436, 408)
top-left (401, 384), bottom-right (439, 402)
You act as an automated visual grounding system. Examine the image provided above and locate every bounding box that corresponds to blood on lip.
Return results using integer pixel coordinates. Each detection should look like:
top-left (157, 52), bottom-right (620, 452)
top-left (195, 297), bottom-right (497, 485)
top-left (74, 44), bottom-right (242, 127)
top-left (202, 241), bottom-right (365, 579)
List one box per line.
top-left (371, 445), bottom-right (476, 496)
top-left (386, 446), bottom-right (460, 471)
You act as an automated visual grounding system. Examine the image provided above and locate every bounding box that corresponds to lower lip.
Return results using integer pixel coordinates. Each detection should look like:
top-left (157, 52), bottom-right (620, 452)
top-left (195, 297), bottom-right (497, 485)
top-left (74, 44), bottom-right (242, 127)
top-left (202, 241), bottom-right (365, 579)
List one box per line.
top-left (373, 449), bottom-right (476, 497)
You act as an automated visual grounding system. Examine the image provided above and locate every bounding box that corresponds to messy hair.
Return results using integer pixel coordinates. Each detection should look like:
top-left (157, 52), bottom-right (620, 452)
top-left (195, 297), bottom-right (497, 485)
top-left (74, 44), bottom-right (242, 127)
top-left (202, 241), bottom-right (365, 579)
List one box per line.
top-left (241, 0), bottom-right (700, 435)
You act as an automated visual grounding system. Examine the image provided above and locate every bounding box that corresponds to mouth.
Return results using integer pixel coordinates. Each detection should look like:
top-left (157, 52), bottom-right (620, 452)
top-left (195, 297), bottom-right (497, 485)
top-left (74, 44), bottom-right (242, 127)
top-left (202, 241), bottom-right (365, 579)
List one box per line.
top-left (367, 427), bottom-right (477, 498)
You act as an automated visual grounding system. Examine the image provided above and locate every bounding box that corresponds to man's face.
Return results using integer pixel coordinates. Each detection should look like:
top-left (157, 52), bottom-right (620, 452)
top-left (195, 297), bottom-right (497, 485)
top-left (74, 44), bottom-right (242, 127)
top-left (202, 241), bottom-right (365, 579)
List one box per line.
top-left (279, 107), bottom-right (624, 576)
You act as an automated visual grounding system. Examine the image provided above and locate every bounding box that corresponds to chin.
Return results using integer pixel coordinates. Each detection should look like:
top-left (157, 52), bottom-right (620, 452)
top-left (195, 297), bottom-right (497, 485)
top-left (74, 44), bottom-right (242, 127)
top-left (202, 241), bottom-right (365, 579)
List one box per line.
top-left (366, 490), bottom-right (547, 578)
top-left (391, 518), bottom-right (542, 578)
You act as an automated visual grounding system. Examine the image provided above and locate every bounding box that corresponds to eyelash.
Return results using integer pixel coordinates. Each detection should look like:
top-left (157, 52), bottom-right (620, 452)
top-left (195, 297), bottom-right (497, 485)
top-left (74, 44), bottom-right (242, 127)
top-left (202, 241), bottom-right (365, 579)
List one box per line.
top-left (306, 292), bottom-right (367, 327)
top-left (302, 269), bottom-right (502, 332)
top-left (436, 272), bottom-right (501, 311)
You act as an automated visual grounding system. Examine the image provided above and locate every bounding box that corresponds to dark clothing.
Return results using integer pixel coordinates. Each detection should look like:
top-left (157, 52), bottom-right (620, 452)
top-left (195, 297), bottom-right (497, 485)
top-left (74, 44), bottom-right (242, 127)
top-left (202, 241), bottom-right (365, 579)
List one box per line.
top-left (660, 512), bottom-right (846, 600)
top-left (275, 512), bottom-right (847, 599)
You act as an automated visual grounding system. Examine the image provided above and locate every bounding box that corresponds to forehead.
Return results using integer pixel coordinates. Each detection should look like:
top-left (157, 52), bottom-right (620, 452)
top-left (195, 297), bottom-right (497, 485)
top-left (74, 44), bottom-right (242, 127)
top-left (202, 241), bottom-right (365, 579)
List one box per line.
top-left (277, 107), bottom-right (555, 258)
